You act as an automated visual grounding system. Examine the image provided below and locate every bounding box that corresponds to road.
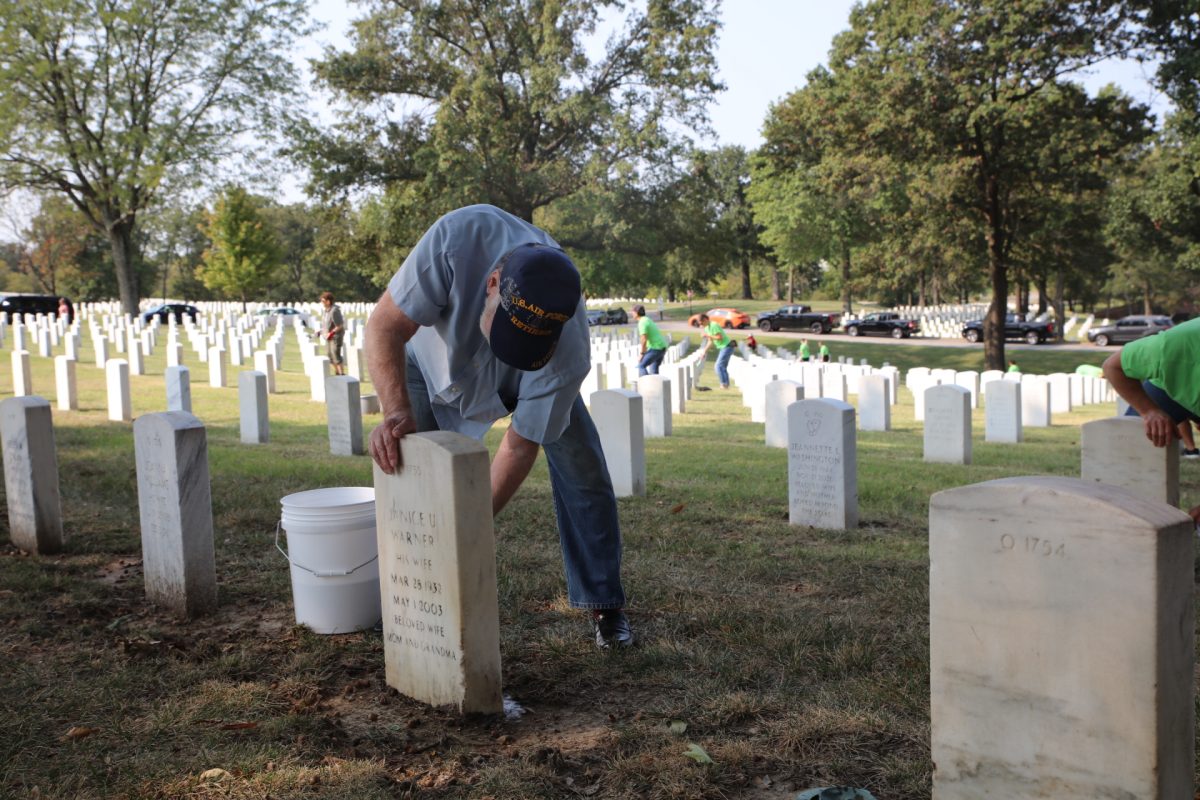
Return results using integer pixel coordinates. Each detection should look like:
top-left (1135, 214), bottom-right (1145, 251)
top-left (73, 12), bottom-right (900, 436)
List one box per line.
top-left (644, 318), bottom-right (1103, 354)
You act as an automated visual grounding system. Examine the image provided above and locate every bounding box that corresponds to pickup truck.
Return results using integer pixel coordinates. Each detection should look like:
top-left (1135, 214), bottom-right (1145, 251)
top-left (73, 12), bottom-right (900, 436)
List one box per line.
top-left (844, 312), bottom-right (920, 339)
top-left (961, 313), bottom-right (1055, 345)
top-left (756, 305), bottom-right (841, 334)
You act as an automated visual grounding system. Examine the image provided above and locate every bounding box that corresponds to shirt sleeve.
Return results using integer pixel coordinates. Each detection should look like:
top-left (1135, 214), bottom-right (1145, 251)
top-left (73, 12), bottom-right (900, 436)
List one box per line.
top-left (1120, 334), bottom-right (1161, 384)
top-left (387, 219), bottom-right (455, 327)
top-left (332, 307), bottom-right (345, 329)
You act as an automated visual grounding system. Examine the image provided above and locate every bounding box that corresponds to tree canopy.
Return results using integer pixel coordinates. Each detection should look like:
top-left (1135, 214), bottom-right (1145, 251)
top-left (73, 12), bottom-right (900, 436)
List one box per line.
top-left (0, 0), bottom-right (308, 314)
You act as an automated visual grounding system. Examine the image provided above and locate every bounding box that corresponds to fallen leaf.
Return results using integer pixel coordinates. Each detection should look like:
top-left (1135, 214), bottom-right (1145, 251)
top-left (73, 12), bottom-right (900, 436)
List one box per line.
top-left (219, 721), bottom-right (258, 730)
top-left (754, 775), bottom-right (773, 788)
top-left (670, 503), bottom-right (685, 514)
top-left (681, 743), bottom-right (712, 764)
top-left (199, 768), bottom-right (231, 782)
top-left (63, 726), bottom-right (99, 741)
top-left (669, 720), bottom-right (687, 735)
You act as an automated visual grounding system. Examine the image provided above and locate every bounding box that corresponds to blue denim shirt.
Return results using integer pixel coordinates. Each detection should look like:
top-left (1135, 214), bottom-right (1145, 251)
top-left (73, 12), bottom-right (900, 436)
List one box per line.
top-left (387, 205), bottom-right (589, 445)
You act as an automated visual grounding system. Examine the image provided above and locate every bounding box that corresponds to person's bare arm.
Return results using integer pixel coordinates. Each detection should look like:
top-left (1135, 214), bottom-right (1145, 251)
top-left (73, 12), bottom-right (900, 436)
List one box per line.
top-left (366, 289), bottom-right (422, 473)
top-left (490, 425), bottom-right (540, 515)
top-left (1102, 350), bottom-right (1176, 447)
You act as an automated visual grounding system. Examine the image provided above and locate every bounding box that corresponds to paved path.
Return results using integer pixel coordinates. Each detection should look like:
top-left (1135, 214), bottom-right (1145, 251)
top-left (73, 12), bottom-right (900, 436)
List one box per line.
top-left (644, 318), bottom-right (1105, 355)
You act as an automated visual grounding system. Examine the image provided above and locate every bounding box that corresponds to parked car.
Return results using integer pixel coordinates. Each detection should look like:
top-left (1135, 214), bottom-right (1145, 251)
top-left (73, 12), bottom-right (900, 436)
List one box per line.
top-left (604, 307), bottom-right (628, 324)
top-left (755, 304), bottom-right (840, 334)
top-left (688, 307), bottom-right (751, 329)
top-left (1086, 315), bottom-right (1174, 346)
top-left (0, 293), bottom-right (73, 324)
top-left (843, 312), bottom-right (919, 339)
top-left (586, 309), bottom-right (606, 326)
top-left (961, 313), bottom-right (1055, 345)
top-left (257, 307), bottom-right (317, 329)
top-left (141, 303), bottom-right (199, 324)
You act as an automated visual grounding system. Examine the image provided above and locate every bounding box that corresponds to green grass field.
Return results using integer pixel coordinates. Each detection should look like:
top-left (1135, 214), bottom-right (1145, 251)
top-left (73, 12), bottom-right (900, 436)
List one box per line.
top-left (0, 321), bottom-right (1194, 799)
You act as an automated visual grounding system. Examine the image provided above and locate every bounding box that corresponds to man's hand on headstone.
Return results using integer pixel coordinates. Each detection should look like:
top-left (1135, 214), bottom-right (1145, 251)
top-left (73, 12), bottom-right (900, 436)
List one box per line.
top-left (1141, 408), bottom-right (1176, 448)
top-left (369, 410), bottom-right (418, 474)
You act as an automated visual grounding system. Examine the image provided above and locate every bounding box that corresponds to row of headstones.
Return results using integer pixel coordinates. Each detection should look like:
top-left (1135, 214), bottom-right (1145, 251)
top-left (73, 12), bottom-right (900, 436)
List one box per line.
top-left (1, 398), bottom-right (219, 616)
top-left (373, 427), bottom-right (1193, 800)
top-left (8, 362), bottom-right (1191, 798)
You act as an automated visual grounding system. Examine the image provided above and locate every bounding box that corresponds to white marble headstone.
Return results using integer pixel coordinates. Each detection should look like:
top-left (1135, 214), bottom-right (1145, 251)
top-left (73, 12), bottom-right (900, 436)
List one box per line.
top-left (787, 398), bottom-right (857, 530)
top-left (636, 374), bottom-right (672, 438)
top-left (327, 375), bottom-right (364, 456)
top-left (984, 379), bottom-right (1022, 443)
top-left (54, 356), bottom-right (77, 411)
top-left (165, 365), bottom-right (192, 413)
top-left (924, 384), bottom-right (971, 464)
top-left (590, 388), bottom-right (646, 497)
top-left (1, 396), bottom-right (64, 553)
top-left (765, 379), bottom-right (803, 448)
top-left (105, 358), bottom-right (131, 422)
top-left (857, 374), bottom-right (890, 432)
top-left (133, 411), bottom-right (217, 618)
top-left (1081, 416), bottom-right (1179, 507)
top-left (374, 432), bottom-right (502, 714)
top-left (930, 476), bottom-right (1193, 798)
top-left (238, 370), bottom-right (269, 444)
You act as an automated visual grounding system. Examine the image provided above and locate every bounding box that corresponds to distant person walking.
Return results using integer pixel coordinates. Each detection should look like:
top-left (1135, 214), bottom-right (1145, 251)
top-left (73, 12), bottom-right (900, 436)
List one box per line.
top-left (633, 304), bottom-right (667, 376)
top-left (819, 342), bottom-right (831, 363)
top-left (320, 291), bottom-right (346, 376)
top-left (57, 297), bottom-right (70, 320)
top-left (699, 313), bottom-right (736, 389)
top-left (799, 338), bottom-right (811, 362)
top-left (1007, 360), bottom-right (1020, 373)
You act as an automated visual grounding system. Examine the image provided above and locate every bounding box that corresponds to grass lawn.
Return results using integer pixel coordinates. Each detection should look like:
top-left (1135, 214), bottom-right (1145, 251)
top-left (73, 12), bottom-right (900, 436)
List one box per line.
top-left (0, 327), bottom-right (1195, 799)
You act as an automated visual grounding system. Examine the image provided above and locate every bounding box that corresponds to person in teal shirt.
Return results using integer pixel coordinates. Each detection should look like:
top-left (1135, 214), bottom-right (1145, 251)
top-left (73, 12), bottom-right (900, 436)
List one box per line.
top-left (699, 313), bottom-right (735, 388)
top-left (818, 342), bottom-right (831, 362)
top-left (633, 304), bottom-right (668, 376)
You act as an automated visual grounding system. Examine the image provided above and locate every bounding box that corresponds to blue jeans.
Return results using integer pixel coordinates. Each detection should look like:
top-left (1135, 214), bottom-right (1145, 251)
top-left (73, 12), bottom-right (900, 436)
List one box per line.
top-left (637, 348), bottom-right (666, 376)
top-left (715, 345), bottom-right (734, 387)
top-left (405, 351), bottom-right (626, 610)
top-left (1123, 380), bottom-right (1200, 425)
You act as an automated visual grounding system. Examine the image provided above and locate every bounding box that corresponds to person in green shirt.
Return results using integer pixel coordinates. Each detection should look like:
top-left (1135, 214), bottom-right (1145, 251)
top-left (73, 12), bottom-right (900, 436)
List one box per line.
top-left (1103, 316), bottom-right (1200, 516)
top-left (799, 338), bottom-right (811, 362)
top-left (699, 313), bottom-right (736, 388)
top-left (1007, 360), bottom-right (1020, 373)
top-left (818, 342), bottom-right (831, 362)
top-left (633, 304), bottom-right (668, 376)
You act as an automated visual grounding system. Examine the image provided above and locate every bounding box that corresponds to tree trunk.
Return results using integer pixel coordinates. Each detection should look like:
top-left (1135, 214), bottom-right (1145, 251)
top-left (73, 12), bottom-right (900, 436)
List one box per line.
top-left (666, 285), bottom-right (676, 303)
top-left (1052, 269), bottom-right (1066, 342)
top-left (770, 268), bottom-right (781, 301)
top-left (983, 179), bottom-right (1008, 371)
top-left (106, 218), bottom-right (139, 316)
top-left (840, 242), bottom-right (852, 316)
top-left (918, 270), bottom-right (926, 308)
top-left (1036, 273), bottom-right (1048, 316)
top-left (787, 266), bottom-right (795, 303)
top-left (1143, 279), bottom-right (1153, 314)
top-left (740, 256), bottom-right (752, 300)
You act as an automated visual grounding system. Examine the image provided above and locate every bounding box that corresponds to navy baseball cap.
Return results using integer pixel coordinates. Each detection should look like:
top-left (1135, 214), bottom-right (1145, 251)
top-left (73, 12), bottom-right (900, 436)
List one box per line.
top-left (488, 243), bottom-right (581, 371)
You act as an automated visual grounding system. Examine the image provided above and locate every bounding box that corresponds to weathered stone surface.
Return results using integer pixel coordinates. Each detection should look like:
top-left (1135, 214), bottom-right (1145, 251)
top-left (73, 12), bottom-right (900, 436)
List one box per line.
top-left (924, 384), bottom-right (971, 464)
top-left (374, 432), bottom-right (502, 714)
top-left (930, 477), bottom-right (1193, 799)
top-left (134, 411), bottom-right (217, 618)
top-left (591, 388), bottom-right (646, 497)
top-left (787, 398), bottom-right (857, 530)
top-left (1, 396), bottom-right (64, 553)
top-left (1081, 416), bottom-right (1179, 507)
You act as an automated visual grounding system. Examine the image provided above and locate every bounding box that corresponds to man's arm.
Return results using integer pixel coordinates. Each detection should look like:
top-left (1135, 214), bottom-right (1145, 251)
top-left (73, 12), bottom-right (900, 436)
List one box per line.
top-left (366, 289), bottom-right (422, 473)
top-left (1101, 351), bottom-right (1176, 447)
top-left (490, 425), bottom-right (540, 516)
top-left (639, 332), bottom-right (648, 355)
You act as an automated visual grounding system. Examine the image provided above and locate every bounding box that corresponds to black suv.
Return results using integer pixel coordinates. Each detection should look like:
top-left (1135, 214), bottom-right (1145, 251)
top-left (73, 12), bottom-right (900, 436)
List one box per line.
top-left (142, 303), bottom-right (200, 323)
top-left (604, 307), bottom-right (628, 324)
top-left (0, 293), bottom-right (73, 323)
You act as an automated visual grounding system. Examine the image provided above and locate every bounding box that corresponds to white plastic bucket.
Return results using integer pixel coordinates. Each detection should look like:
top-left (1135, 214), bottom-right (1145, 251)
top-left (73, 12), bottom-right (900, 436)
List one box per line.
top-left (278, 486), bottom-right (380, 634)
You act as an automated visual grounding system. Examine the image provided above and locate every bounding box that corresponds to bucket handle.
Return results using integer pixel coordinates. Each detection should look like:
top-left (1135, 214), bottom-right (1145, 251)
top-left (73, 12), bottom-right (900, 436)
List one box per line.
top-left (275, 521), bottom-right (379, 578)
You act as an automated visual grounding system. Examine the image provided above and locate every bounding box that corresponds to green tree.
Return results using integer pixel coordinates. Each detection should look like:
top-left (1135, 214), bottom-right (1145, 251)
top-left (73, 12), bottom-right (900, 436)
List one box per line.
top-left (749, 69), bottom-right (889, 316)
top-left (300, 0), bottom-right (722, 235)
top-left (825, 0), bottom-right (1144, 368)
top-left (1105, 121), bottom-right (1200, 312)
top-left (199, 187), bottom-right (281, 310)
top-left (0, 0), bottom-right (308, 315)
